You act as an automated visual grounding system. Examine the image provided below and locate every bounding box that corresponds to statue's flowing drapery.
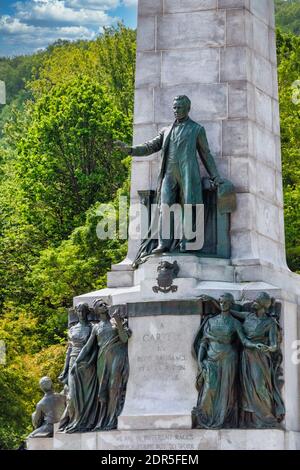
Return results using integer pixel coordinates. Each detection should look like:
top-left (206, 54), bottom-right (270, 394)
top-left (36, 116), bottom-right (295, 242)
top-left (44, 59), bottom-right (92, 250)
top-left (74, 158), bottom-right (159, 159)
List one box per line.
top-left (58, 322), bottom-right (98, 433)
top-left (192, 314), bottom-right (240, 429)
top-left (64, 321), bottom-right (129, 433)
top-left (239, 314), bottom-right (285, 428)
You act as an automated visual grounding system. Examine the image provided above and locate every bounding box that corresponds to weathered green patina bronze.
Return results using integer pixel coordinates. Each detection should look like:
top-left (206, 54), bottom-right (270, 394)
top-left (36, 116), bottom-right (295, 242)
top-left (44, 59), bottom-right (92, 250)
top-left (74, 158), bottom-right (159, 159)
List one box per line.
top-left (192, 293), bottom-right (259, 429)
top-left (68, 300), bottom-right (131, 432)
top-left (152, 260), bottom-right (179, 294)
top-left (58, 303), bottom-right (94, 432)
top-left (58, 301), bottom-right (131, 433)
top-left (231, 292), bottom-right (285, 428)
top-left (115, 96), bottom-right (236, 264)
top-left (192, 292), bottom-right (285, 429)
top-left (29, 377), bottom-right (66, 438)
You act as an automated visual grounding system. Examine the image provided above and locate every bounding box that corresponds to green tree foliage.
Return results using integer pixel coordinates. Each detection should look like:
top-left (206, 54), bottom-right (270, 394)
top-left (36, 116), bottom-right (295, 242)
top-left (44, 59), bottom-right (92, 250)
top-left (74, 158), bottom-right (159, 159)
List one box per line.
top-left (0, 104), bottom-right (46, 309)
top-left (277, 29), bottom-right (300, 270)
top-left (25, 177), bottom-right (129, 344)
top-left (93, 25), bottom-right (136, 115)
top-left (30, 25), bottom-right (136, 117)
top-left (18, 76), bottom-right (131, 241)
top-left (0, 54), bottom-right (43, 104)
top-left (0, 25), bottom-right (134, 448)
top-left (275, 0), bottom-right (300, 35)
top-left (0, 303), bottom-right (66, 449)
top-left (0, 51), bottom-right (46, 137)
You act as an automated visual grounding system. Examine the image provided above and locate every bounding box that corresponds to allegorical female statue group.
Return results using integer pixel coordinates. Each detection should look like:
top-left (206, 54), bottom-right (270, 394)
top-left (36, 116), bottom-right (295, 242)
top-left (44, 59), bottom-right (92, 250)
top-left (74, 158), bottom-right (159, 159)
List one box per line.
top-left (29, 291), bottom-right (285, 437)
top-left (192, 292), bottom-right (285, 430)
top-left (58, 299), bottom-right (131, 433)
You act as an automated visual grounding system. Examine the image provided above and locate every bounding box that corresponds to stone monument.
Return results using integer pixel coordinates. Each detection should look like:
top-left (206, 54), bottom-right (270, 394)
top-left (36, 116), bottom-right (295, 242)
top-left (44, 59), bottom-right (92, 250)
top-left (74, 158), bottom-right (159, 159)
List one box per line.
top-left (27, 0), bottom-right (300, 451)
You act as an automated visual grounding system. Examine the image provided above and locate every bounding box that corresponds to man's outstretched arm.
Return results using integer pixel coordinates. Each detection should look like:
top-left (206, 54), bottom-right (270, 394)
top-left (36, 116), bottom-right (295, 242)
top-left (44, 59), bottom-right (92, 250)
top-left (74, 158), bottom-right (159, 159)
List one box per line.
top-left (115, 131), bottom-right (164, 157)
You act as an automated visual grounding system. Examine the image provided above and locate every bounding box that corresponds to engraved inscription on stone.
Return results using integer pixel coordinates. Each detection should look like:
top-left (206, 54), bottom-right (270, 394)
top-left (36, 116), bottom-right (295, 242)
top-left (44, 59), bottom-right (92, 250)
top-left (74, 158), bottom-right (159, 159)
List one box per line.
top-left (98, 430), bottom-right (201, 451)
top-left (137, 328), bottom-right (186, 381)
top-left (122, 315), bottom-right (199, 416)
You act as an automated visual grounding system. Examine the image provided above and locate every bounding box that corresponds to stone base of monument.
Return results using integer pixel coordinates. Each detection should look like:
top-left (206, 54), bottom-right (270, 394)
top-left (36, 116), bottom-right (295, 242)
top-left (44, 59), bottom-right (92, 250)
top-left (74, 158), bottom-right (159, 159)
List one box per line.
top-left (27, 273), bottom-right (300, 451)
top-left (26, 437), bottom-right (54, 450)
top-left (118, 312), bottom-right (199, 431)
top-left (27, 429), bottom-right (300, 450)
top-left (73, 275), bottom-right (300, 432)
top-left (28, 283), bottom-right (300, 451)
top-left (107, 256), bottom-right (235, 289)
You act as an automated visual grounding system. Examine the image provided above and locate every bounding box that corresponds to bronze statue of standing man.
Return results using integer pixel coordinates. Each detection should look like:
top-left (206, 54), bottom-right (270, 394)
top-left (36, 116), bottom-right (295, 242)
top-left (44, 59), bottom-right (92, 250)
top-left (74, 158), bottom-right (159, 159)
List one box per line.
top-left (115, 96), bottom-right (230, 257)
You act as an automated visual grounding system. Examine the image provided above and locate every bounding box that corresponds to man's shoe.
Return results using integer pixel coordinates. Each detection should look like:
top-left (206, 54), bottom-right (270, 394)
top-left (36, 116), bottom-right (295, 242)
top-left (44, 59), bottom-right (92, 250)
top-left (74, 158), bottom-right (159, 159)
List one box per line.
top-left (152, 244), bottom-right (170, 255)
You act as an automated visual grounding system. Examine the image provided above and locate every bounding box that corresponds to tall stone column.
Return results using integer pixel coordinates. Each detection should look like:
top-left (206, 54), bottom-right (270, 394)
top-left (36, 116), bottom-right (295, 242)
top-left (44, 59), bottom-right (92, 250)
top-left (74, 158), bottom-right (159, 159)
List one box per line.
top-left (124, 0), bottom-right (285, 272)
top-left (74, 1), bottom-right (300, 447)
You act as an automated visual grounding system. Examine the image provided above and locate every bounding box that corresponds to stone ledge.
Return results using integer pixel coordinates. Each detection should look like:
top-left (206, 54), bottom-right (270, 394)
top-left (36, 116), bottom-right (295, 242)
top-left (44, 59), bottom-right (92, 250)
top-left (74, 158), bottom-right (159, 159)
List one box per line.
top-left (27, 437), bottom-right (54, 450)
top-left (118, 414), bottom-right (192, 431)
top-left (27, 429), bottom-right (300, 450)
top-left (107, 271), bottom-right (134, 288)
top-left (74, 280), bottom-right (284, 306)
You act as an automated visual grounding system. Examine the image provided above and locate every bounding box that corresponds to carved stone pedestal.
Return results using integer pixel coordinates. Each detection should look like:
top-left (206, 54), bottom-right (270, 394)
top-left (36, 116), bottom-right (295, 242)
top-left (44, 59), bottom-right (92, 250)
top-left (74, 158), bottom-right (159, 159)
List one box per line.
top-left (74, 280), bottom-right (300, 435)
top-left (27, 437), bottom-right (54, 451)
top-left (118, 312), bottom-right (200, 430)
top-left (27, 429), bottom-right (300, 450)
top-left (28, 278), bottom-right (300, 451)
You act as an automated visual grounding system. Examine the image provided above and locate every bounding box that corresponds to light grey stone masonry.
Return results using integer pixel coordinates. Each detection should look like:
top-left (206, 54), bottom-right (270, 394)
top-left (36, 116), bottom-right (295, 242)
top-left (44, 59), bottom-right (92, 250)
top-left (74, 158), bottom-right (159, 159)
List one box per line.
top-left (28, 429), bottom-right (300, 450)
top-left (112, 0), bottom-right (286, 273)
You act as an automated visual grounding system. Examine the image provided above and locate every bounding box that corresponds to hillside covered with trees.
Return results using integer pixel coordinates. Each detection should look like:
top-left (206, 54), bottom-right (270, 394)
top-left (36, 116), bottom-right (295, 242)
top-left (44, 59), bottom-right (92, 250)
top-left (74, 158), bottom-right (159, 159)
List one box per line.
top-left (275, 0), bottom-right (300, 35)
top-left (0, 25), bottom-right (135, 448)
top-left (0, 4), bottom-right (299, 449)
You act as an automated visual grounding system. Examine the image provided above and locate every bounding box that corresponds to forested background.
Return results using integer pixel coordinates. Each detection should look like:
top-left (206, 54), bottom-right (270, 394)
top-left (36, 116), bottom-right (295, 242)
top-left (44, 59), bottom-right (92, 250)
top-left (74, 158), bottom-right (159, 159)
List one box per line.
top-left (0, 1), bottom-right (299, 449)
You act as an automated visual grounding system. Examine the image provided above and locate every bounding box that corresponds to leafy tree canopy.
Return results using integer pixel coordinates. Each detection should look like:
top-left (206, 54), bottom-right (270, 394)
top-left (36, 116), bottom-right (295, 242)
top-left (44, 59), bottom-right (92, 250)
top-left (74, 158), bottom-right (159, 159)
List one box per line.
top-left (275, 0), bottom-right (300, 35)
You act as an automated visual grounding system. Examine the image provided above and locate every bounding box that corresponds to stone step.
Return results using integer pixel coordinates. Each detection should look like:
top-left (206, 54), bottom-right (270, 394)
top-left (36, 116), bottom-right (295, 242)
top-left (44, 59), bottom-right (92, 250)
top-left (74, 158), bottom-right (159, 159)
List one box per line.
top-left (27, 429), bottom-right (300, 450)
